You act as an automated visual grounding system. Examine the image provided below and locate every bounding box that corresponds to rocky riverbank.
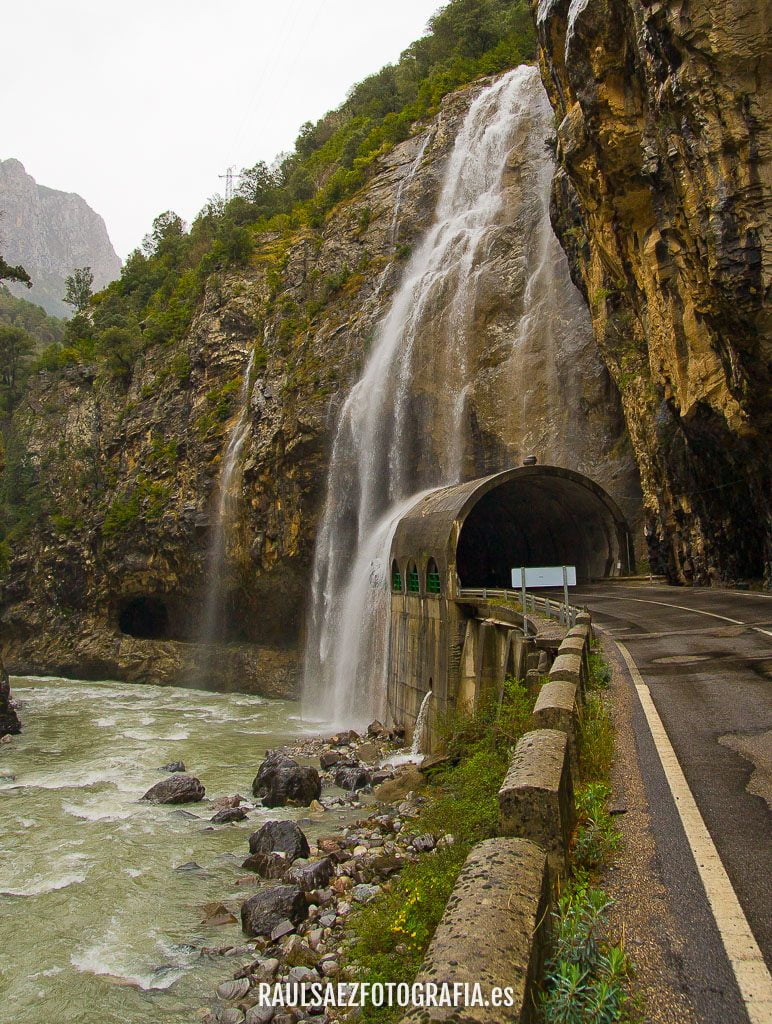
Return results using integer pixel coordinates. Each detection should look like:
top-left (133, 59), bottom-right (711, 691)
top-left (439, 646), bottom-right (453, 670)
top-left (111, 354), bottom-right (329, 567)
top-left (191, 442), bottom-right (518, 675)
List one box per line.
top-left (0, 654), bottom-right (21, 738)
top-left (195, 726), bottom-right (437, 1024)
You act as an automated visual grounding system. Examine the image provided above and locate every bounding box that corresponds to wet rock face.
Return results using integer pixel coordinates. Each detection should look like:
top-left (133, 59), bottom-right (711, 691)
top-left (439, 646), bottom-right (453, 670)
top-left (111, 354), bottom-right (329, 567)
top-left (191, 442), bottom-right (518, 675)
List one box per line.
top-left (534, 0), bottom-right (772, 582)
top-left (0, 94), bottom-right (467, 692)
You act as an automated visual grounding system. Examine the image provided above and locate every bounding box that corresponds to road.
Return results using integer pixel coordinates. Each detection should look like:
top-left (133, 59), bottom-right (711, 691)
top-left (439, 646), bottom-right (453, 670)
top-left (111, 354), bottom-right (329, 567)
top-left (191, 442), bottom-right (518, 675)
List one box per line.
top-left (569, 584), bottom-right (772, 1024)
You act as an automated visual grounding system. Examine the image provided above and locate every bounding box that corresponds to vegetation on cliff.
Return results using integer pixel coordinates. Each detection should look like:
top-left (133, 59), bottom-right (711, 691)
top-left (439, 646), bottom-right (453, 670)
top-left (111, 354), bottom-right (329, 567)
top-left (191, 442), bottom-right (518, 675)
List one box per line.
top-left (34, 0), bottom-right (535, 379)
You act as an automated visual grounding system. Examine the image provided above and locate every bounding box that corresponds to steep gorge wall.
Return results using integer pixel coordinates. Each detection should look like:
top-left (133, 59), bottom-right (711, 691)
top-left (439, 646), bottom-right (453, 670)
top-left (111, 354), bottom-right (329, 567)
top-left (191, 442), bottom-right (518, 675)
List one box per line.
top-left (533, 0), bottom-right (771, 582)
top-left (1, 77), bottom-right (640, 694)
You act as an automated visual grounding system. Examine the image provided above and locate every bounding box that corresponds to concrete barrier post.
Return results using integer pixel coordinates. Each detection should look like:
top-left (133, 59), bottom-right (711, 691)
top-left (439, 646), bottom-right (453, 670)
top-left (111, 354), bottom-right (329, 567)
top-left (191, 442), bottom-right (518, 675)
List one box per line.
top-left (498, 728), bottom-right (575, 875)
top-left (533, 681), bottom-right (580, 776)
top-left (548, 650), bottom-right (585, 703)
top-left (399, 838), bottom-right (551, 1024)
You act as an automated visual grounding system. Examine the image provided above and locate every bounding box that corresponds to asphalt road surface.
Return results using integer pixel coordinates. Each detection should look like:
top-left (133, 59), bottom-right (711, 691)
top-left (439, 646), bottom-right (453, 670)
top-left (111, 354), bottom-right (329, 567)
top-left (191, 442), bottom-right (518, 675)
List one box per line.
top-left (571, 583), bottom-right (772, 1024)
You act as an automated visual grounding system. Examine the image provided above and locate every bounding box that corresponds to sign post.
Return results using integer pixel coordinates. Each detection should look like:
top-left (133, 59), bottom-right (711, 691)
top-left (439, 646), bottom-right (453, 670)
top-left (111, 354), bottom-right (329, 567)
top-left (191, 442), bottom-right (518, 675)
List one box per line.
top-left (520, 566), bottom-right (528, 638)
top-left (562, 564), bottom-right (569, 625)
top-left (511, 566), bottom-right (577, 627)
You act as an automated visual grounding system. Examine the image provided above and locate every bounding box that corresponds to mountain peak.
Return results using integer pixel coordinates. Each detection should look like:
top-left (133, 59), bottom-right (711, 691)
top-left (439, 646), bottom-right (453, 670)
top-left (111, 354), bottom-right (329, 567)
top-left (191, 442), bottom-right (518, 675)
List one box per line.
top-left (0, 158), bottom-right (121, 318)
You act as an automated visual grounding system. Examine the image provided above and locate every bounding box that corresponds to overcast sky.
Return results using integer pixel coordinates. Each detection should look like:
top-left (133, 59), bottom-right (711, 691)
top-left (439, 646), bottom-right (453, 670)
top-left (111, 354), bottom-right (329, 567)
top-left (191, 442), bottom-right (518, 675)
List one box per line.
top-left (5, 1), bottom-right (445, 259)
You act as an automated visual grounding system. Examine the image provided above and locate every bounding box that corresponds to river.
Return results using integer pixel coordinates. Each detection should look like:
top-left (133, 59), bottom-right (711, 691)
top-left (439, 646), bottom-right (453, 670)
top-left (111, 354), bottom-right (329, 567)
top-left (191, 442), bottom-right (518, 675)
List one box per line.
top-left (0, 676), bottom-right (334, 1024)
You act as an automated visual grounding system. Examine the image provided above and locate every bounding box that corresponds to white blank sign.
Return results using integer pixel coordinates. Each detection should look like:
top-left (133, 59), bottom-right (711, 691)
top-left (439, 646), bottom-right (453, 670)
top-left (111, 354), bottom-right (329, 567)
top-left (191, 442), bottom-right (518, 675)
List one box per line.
top-left (512, 566), bottom-right (577, 588)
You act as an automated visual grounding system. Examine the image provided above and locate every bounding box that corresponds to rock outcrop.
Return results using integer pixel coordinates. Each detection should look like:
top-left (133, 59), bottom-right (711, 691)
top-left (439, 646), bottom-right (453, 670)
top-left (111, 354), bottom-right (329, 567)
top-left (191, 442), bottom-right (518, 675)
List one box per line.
top-left (0, 76), bottom-right (641, 694)
top-left (533, 0), bottom-right (771, 582)
top-left (0, 158), bottom-right (121, 318)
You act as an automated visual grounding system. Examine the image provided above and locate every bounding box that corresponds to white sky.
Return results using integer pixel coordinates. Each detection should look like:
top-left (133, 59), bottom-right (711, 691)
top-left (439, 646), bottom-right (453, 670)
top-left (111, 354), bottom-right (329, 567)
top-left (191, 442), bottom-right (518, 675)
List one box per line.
top-left (4, 1), bottom-right (445, 259)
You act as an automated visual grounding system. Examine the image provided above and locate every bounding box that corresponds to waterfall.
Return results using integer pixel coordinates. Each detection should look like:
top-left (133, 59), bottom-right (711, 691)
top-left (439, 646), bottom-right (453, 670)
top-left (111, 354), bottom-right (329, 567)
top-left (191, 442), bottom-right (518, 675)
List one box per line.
top-left (411, 691), bottom-right (433, 757)
top-left (195, 349), bottom-right (255, 684)
top-left (303, 66), bottom-right (585, 728)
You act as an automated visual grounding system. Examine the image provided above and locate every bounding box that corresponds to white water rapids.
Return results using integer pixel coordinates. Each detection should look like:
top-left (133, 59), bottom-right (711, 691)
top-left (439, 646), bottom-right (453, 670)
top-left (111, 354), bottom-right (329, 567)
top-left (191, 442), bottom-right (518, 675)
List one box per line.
top-left (303, 66), bottom-right (573, 729)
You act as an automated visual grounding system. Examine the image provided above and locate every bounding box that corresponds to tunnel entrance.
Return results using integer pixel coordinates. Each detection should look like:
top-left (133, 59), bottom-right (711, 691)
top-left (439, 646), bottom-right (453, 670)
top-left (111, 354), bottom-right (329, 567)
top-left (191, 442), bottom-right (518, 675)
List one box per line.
top-left (118, 596), bottom-right (170, 640)
top-left (456, 471), bottom-right (628, 586)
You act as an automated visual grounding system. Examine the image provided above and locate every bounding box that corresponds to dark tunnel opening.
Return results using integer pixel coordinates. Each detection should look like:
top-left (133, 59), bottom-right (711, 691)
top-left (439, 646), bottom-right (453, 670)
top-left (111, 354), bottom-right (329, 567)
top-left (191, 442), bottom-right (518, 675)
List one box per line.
top-left (456, 475), bottom-right (627, 587)
top-left (118, 596), bottom-right (171, 640)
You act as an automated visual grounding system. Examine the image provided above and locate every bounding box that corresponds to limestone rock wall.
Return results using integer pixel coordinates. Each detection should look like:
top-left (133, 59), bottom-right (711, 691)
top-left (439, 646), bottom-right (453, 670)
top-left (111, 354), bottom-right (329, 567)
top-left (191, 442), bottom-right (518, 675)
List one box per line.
top-left (533, 0), bottom-right (771, 582)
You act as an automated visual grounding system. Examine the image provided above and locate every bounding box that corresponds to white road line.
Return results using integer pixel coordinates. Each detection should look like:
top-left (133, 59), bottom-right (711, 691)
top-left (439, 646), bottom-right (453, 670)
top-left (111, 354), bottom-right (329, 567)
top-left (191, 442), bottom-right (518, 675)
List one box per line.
top-left (615, 639), bottom-right (772, 1023)
top-left (600, 595), bottom-right (772, 638)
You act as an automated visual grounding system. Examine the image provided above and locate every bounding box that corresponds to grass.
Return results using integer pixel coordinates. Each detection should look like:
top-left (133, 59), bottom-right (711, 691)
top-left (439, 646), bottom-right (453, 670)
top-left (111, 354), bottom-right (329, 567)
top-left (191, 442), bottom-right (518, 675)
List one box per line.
top-left (345, 678), bottom-right (535, 1023)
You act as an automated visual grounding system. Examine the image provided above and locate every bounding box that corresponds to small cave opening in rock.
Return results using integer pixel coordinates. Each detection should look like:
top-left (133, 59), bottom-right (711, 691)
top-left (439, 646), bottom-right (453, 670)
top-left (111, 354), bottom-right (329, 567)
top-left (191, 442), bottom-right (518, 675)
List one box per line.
top-left (118, 596), bottom-right (171, 640)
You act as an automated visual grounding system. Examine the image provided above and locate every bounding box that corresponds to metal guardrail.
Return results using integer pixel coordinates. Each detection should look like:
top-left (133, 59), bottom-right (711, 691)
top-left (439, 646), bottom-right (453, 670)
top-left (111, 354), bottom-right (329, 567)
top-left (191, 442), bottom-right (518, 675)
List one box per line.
top-left (458, 587), bottom-right (582, 627)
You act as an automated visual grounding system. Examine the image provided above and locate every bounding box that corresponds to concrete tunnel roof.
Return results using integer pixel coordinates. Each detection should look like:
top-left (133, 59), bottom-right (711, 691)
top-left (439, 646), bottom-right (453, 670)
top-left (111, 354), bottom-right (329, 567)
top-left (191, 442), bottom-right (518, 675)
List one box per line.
top-left (389, 465), bottom-right (631, 590)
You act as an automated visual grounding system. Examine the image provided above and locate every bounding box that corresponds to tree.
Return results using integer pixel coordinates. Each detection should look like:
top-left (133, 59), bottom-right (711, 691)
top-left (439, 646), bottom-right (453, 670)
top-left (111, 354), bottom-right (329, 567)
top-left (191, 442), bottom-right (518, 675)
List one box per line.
top-left (0, 254), bottom-right (31, 289)
top-left (96, 326), bottom-right (140, 384)
top-left (0, 212), bottom-right (31, 288)
top-left (0, 324), bottom-right (34, 410)
top-left (142, 211), bottom-right (186, 257)
top-left (237, 161), bottom-right (279, 206)
top-left (64, 266), bottom-right (94, 313)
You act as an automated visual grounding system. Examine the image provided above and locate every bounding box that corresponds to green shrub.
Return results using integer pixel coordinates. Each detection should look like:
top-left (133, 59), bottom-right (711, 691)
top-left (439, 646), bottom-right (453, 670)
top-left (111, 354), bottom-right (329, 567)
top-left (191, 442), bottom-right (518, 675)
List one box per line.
top-left (206, 376), bottom-right (241, 421)
top-left (588, 652), bottom-right (611, 690)
top-left (541, 882), bottom-right (633, 1024)
top-left (49, 513), bottom-right (77, 535)
top-left (102, 490), bottom-right (140, 537)
top-left (573, 782), bottom-right (620, 872)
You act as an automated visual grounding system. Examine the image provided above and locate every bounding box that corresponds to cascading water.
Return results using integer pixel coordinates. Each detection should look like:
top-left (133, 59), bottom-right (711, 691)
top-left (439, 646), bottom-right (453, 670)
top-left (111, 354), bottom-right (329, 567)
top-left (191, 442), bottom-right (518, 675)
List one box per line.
top-left (303, 65), bottom-right (594, 728)
top-left (195, 349), bottom-right (255, 683)
top-left (411, 691), bottom-right (433, 758)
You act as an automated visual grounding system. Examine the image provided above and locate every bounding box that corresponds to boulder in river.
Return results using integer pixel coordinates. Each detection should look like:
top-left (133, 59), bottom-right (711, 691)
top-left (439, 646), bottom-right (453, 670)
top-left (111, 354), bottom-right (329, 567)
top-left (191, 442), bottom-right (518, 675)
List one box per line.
top-left (240, 885), bottom-right (307, 937)
top-left (330, 729), bottom-right (360, 747)
top-left (261, 765), bottom-right (321, 808)
top-left (211, 806), bottom-right (248, 824)
top-left (200, 902), bottom-right (238, 927)
top-left (141, 775), bottom-right (205, 803)
top-left (251, 750), bottom-right (299, 799)
top-left (158, 761), bottom-right (186, 773)
top-left (319, 750), bottom-right (348, 770)
top-left (241, 851), bottom-right (288, 879)
top-left (335, 765), bottom-right (372, 792)
top-left (249, 819), bottom-right (310, 861)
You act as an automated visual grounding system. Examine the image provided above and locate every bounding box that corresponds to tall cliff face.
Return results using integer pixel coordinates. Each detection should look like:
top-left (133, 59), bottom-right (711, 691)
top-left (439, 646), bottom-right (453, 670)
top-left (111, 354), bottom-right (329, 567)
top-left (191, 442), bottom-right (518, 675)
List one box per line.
top-left (533, 0), bottom-right (771, 583)
top-left (1, 77), bottom-right (641, 694)
top-left (0, 159), bottom-right (121, 317)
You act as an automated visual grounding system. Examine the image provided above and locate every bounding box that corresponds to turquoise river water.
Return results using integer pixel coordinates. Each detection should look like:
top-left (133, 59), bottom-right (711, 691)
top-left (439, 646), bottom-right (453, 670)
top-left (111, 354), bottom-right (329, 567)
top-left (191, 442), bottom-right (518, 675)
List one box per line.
top-left (0, 675), bottom-right (337, 1024)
